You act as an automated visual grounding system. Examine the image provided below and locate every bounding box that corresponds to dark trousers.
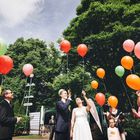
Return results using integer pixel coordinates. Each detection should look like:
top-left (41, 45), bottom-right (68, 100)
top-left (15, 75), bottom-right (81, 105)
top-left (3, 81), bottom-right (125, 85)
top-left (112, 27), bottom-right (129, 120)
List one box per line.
top-left (90, 123), bottom-right (107, 140)
top-left (55, 131), bottom-right (70, 140)
top-left (49, 125), bottom-right (55, 140)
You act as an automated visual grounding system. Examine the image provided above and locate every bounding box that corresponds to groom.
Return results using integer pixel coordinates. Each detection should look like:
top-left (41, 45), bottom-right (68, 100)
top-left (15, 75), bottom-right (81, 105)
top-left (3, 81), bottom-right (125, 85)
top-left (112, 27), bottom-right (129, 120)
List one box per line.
top-left (55, 89), bottom-right (72, 140)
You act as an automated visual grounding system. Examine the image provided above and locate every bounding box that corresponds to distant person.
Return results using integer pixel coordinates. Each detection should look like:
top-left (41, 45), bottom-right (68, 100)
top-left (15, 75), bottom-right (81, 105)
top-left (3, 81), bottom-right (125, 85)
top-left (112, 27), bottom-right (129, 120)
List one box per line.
top-left (49, 115), bottom-right (55, 125)
top-left (55, 89), bottom-right (72, 140)
top-left (0, 90), bottom-right (21, 140)
top-left (49, 115), bottom-right (55, 140)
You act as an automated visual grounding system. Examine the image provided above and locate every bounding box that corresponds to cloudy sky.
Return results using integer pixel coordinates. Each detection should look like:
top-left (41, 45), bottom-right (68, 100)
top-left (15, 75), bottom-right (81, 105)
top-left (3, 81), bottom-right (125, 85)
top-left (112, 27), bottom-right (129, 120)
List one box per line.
top-left (0, 0), bottom-right (81, 44)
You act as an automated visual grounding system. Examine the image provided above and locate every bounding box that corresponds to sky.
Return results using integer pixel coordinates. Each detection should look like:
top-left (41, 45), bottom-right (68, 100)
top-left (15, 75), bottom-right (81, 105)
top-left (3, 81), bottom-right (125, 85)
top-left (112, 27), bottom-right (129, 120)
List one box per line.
top-left (0, 0), bottom-right (81, 45)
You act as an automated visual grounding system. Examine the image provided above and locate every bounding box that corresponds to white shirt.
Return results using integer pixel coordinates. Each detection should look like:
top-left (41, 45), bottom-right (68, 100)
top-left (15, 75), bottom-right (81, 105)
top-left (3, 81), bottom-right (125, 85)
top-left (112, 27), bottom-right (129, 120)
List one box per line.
top-left (107, 127), bottom-right (121, 140)
top-left (4, 99), bottom-right (10, 104)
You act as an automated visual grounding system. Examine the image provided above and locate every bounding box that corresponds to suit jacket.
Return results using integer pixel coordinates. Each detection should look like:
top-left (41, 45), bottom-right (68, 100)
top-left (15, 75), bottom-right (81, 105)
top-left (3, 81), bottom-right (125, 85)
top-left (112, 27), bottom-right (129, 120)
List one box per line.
top-left (0, 100), bottom-right (17, 139)
top-left (55, 99), bottom-right (71, 133)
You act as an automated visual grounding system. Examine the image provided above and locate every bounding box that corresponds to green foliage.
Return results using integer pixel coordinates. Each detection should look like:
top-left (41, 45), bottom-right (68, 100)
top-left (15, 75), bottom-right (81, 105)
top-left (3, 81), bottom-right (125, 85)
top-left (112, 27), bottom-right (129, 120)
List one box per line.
top-left (63, 0), bottom-right (140, 96)
top-left (63, 0), bottom-right (140, 138)
top-left (53, 66), bottom-right (93, 97)
top-left (124, 115), bottom-right (140, 139)
top-left (1, 0), bottom-right (140, 138)
top-left (14, 115), bottom-right (30, 136)
top-left (4, 38), bottom-right (62, 112)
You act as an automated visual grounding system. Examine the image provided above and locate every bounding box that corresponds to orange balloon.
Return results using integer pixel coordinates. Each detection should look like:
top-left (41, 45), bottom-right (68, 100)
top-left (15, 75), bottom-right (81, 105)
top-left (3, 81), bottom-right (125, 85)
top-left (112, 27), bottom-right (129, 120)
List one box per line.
top-left (95, 93), bottom-right (105, 106)
top-left (108, 96), bottom-right (118, 108)
top-left (96, 68), bottom-right (105, 79)
top-left (121, 56), bottom-right (134, 70)
top-left (126, 74), bottom-right (140, 90)
top-left (77, 44), bottom-right (88, 57)
top-left (60, 40), bottom-right (71, 53)
top-left (91, 80), bottom-right (98, 89)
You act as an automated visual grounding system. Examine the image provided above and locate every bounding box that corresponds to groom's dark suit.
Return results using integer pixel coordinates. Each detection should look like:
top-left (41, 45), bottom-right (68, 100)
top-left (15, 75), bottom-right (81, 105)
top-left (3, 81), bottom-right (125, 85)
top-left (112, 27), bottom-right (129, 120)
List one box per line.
top-left (55, 99), bottom-right (71, 140)
top-left (0, 100), bottom-right (17, 140)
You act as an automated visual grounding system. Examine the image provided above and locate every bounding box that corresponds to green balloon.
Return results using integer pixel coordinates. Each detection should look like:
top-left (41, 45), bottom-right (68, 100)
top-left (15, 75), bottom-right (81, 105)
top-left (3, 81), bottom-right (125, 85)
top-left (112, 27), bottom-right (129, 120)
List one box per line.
top-left (115, 65), bottom-right (125, 77)
top-left (0, 38), bottom-right (7, 56)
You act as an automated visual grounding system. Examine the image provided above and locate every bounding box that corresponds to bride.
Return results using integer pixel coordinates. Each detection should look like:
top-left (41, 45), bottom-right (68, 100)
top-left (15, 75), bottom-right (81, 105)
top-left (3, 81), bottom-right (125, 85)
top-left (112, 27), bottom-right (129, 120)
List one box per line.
top-left (70, 90), bottom-right (93, 140)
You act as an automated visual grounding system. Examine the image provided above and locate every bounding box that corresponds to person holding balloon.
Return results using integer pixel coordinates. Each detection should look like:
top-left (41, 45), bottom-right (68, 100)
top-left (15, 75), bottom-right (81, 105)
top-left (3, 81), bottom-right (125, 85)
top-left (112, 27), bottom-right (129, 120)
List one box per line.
top-left (0, 90), bottom-right (22, 140)
top-left (70, 90), bottom-right (93, 140)
top-left (105, 96), bottom-right (126, 140)
top-left (132, 90), bottom-right (140, 119)
top-left (55, 89), bottom-right (72, 140)
top-left (107, 118), bottom-right (121, 140)
top-left (95, 92), bottom-right (108, 140)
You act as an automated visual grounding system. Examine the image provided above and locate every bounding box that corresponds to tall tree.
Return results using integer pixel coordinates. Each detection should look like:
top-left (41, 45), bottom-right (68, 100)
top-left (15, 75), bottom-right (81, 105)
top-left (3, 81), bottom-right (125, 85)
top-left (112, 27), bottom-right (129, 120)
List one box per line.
top-left (3, 38), bottom-right (62, 112)
top-left (63, 0), bottom-right (140, 98)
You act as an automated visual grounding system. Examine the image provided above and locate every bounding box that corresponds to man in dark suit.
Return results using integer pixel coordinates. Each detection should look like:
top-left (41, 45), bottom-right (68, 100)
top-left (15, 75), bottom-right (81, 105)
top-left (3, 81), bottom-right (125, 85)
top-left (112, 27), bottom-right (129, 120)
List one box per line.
top-left (55, 89), bottom-right (72, 140)
top-left (0, 90), bottom-right (21, 140)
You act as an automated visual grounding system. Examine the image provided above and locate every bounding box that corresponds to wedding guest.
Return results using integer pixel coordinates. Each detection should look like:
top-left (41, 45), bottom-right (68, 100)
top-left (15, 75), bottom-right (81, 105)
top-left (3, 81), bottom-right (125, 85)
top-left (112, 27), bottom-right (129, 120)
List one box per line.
top-left (70, 90), bottom-right (93, 140)
top-left (0, 90), bottom-right (21, 140)
top-left (107, 118), bottom-right (121, 140)
top-left (55, 89), bottom-right (72, 140)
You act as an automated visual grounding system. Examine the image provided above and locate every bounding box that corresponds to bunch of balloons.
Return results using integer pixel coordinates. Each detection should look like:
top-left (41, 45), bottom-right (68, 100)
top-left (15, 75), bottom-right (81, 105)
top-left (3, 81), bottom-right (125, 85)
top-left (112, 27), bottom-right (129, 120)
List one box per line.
top-left (59, 40), bottom-right (88, 57)
top-left (121, 39), bottom-right (140, 90)
top-left (95, 93), bottom-right (119, 108)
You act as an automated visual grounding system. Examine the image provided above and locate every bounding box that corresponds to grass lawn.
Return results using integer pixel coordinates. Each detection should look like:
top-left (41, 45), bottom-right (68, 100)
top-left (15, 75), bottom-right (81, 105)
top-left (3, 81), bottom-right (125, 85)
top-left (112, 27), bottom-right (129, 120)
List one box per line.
top-left (14, 134), bottom-right (48, 139)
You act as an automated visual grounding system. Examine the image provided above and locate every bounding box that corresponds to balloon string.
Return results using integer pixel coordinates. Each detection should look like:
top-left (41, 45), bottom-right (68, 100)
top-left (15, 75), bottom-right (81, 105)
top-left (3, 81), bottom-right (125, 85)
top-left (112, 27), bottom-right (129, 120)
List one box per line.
top-left (66, 54), bottom-right (69, 79)
top-left (130, 70), bottom-right (133, 74)
top-left (130, 52), bottom-right (136, 74)
top-left (82, 57), bottom-right (85, 89)
top-left (0, 75), bottom-right (4, 95)
top-left (132, 65), bottom-right (136, 74)
top-left (102, 79), bottom-right (107, 93)
top-left (18, 77), bottom-right (28, 114)
top-left (95, 89), bottom-right (97, 94)
top-left (120, 78), bottom-right (133, 108)
top-left (0, 75), bottom-right (4, 86)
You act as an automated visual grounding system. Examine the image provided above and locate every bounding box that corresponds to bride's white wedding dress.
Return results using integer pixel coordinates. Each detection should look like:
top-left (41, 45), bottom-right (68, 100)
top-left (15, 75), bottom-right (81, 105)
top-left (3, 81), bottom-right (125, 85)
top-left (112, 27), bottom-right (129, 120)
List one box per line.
top-left (73, 106), bottom-right (93, 140)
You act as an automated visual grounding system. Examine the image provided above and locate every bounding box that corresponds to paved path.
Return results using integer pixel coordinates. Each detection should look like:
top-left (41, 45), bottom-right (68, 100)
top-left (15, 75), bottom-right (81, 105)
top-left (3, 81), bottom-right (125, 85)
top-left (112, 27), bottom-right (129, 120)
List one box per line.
top-left (14, 139), bottom-right (47, 140)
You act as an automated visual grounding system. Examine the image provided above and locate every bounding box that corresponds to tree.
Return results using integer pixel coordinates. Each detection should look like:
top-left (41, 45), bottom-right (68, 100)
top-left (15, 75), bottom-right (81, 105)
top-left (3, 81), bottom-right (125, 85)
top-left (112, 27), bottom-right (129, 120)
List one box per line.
top-left (63, 0), bottom-right (140, 138)
top-left (3, 38), bottom-right (62, 113)
top-left (63, 0), bottom-right (140, 101)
